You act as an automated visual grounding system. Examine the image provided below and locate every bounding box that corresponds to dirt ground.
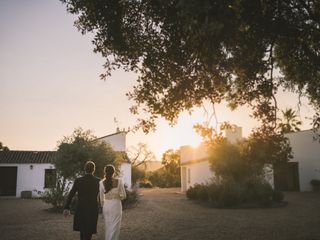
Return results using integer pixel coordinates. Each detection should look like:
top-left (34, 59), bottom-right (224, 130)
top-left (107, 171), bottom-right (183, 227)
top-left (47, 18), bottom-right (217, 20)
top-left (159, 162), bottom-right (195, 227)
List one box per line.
top-left (0, 188), bottom-right (320, 240)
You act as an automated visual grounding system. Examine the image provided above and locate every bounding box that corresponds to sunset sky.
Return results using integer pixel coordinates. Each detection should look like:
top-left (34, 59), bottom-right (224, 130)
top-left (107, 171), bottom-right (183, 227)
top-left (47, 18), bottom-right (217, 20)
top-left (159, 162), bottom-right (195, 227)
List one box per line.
top-left (0, 0), bottom-right (315, 159)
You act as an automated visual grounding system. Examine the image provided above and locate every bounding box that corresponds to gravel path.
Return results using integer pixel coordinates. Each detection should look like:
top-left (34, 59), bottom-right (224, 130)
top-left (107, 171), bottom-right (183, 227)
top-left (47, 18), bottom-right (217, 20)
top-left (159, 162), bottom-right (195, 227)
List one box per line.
top-left (1, 188), bottom-right (320, 240)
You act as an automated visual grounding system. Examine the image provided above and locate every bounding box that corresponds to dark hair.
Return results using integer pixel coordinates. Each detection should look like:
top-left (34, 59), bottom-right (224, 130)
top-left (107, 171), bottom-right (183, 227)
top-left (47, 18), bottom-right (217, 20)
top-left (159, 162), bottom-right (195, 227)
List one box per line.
top-left (84, 161), bottom-right (95, 174)
top-left (103, 165), bottom-right (115, 193)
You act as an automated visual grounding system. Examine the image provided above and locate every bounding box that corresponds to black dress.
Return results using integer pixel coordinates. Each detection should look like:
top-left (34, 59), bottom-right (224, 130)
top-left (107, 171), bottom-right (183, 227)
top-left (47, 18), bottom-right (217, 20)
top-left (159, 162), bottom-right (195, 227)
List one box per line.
top-left (64, 174), bottom-right (100, 234)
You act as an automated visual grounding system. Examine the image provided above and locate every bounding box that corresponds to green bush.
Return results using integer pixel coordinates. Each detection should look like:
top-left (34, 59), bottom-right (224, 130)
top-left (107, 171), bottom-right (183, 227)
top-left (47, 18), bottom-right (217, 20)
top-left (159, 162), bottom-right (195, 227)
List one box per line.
top-left (139, 180), bottom-right (153, 188)
top-left (272, 190), bottom-right (284, 202)
top-left (196, 184), bottom-right (209, 201)
top-left (243, 178), bottom-right (273, 205)
top-left (37, 175), bottom-right (71, 211)
top-left (208, 179), bottom-right (244, 207)
top-left (186, 185), bottom-right (198, 200)
top-left (187, 177), bottom-right (280, 208)
top-left (186, 184), bottom-right (209, 201)
top-left (148, 168), bottom-right (180, 188)
top-left (132, 166), bottom-right (146, 185)
top-left (122, 186), bottom-right (139, 209)
top-left (201, 134), bottom-right (290, 208)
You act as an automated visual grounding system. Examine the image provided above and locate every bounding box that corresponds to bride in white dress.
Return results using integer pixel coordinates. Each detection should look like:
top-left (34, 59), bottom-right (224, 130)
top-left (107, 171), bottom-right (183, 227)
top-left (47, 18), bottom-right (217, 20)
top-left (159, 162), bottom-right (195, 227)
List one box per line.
top-left (99, 165), bottom-right (126, 240)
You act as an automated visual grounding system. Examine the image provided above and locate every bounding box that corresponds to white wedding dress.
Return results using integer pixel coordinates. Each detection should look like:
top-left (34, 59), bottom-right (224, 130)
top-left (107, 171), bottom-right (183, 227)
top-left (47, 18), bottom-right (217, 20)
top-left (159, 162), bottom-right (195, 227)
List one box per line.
top-left (99, 178), bottom-right (126, 240)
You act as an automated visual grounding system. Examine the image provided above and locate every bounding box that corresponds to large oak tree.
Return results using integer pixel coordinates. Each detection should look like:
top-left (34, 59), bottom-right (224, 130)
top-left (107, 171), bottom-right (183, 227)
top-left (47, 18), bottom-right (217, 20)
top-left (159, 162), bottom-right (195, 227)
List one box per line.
top-left (61, 0), bottom-right (320, 133)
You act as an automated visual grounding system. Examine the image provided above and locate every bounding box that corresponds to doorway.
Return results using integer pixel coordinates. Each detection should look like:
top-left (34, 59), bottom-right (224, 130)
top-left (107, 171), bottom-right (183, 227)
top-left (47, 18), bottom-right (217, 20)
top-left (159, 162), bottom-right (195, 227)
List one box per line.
top-left (274, 162), bottom-right (300, 191)
top-left (181, 167), bottom-right (187, 192)
top-left (0, 166), bottom-right (17, 196)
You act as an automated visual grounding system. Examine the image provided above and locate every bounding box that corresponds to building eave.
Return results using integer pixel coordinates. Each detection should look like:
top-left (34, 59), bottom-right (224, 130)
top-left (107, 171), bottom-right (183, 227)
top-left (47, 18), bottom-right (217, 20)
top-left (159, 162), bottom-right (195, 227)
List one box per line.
top-left (180, 157), bottom-right (209, 166)
top-left (96, 131), bottom-right (127, 140)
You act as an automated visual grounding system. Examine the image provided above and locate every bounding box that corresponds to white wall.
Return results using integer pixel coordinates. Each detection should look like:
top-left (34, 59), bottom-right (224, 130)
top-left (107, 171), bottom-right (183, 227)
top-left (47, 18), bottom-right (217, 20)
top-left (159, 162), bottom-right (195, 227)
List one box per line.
top-left (180, 129), bottom-right (320, 192)
top-left (181, 167), bottom-right (187, 192)
top-left (99, 132), bottom-right (132, 189)
top-left (0, 163), bottom-right (54, 197)
top-left (100, 132), bottom-right (126, 151)
top-left (184, 161), bottom-right (214, 190)
top-left (1, 131), bottom-right (132, 197)
top-left (180, 144), bottom-right (208, 164)
top-left (119, 163), bottom-right (132, 189)
top-left (285, 130), bottom-right (320, 191)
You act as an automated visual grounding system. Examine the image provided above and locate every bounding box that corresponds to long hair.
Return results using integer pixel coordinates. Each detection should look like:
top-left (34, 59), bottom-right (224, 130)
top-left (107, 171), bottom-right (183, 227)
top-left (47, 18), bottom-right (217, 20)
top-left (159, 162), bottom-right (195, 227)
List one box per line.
top-left (103, 165), bottom-right (115, 193)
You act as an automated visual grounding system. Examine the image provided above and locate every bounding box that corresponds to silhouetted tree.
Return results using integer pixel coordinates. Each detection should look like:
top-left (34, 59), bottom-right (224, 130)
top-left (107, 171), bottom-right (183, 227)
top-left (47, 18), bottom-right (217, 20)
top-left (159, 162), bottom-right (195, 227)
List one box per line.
top-left (277, 108), bottom-right (302, 133)
top-left (40, 128), bottom-right (121, 210)
top-left (148, 149), bottom-right (181, 187)
top-left (127, 143), bottom-right (156, 184)
top-left (61, 0), bottom-right (320, 134)
top-left (0, 142), bottom-right (9, 151)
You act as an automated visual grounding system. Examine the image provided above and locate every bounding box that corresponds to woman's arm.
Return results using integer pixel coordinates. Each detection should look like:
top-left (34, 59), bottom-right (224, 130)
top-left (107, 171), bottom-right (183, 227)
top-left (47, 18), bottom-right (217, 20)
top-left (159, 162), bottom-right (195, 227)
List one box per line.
top-left (99, 181), bottom-right (105, 206)
top-left (119, 179), bottom-right (127, 200)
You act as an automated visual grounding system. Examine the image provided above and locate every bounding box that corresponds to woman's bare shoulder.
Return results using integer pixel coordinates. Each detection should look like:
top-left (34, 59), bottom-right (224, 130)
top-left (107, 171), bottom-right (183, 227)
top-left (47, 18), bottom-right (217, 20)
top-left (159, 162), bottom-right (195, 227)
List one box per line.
top-left (112, 178), bottom-right (119, 187)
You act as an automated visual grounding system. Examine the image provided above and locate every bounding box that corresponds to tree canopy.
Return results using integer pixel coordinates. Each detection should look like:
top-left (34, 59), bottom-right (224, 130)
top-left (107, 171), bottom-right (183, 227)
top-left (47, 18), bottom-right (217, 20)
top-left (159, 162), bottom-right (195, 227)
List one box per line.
top-left (61, 0), bottom-right (320, 132)
top-left (0, 142), bottom-right (9, 151)
top-left (148, 148), bottom-right (181, 187)
top-left (161, 149), bottom-right (181, 176)
top-left (277, 108), bottom-right (302, 133)
top-left (127, 142), bottom-right (155, 184)
top-left (127, 142), bottom-right (156, 167)
top-left (208, 133), bottom-right (292, 182)
top-left (55, 128), bottom-right (121, 179)
top-left (40, 128), bottom-right (122, 210)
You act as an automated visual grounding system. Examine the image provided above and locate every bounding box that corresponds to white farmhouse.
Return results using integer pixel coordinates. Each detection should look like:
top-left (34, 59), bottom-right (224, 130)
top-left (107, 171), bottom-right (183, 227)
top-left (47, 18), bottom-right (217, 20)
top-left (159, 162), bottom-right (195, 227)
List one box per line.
top-left (274, 130), bottom-right (320, 191)
top-left (0, 151), bottom-right (56, 197)
top-left (98, 131), bottom-right (132, 189)
top-left (0, 131), bottom-right (131, 197)
top-left (180, 125), bottom-right (242, 192)
top-left (180, 127), bottom-right (320, 192)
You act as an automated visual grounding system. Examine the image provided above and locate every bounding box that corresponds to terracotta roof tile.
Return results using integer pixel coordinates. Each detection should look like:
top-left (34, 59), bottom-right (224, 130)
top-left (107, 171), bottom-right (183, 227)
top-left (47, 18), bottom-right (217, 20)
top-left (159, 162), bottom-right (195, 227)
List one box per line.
top-left (0, 151), bottom-right (57, 164)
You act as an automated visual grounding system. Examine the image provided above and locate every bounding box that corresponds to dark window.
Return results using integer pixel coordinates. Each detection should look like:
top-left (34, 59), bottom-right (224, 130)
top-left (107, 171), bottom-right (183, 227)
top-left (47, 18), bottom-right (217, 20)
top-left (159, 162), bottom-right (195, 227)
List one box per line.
top-left (44, 169), bottom-right (56, 188)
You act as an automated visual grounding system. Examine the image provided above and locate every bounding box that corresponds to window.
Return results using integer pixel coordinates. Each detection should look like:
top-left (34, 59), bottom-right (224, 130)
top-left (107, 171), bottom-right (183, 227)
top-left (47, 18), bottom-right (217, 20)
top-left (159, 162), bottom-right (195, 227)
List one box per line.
top-left (44, 169), bottom-right (56, 188)
top-left (187, 168), bottom-right (191, 184)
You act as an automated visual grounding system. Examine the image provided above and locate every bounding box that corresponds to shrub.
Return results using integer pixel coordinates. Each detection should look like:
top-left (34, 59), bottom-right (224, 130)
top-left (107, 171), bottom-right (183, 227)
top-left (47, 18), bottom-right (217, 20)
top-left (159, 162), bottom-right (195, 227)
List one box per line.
top-left (186, 185), bottom-right (198, 200)
top-left (272, 190), bottom-right (284, 202)
top-left (196, 184), bottom-right (209, 201)
top-left (186, 184), bottom-right (209, 201)
top-left (148, 168), bottom-right (180, 188)
top-left (139, 180), bottom-right (153, 188)
top-left (244, 178), bottom-right (273, 205)
top-left (203, 133), bottom-right (290, 208)
top-left (207, 182), bottom-right (220, 202)
top-left (206, 177), bottom-right (277, 207)
top-left (132, 166), bottom-right (146, 185)
top-left (122, 186), bottom-right (139, 209)
top-left (209, 179), bottom-right (244, 207)
top-left (147, 150), bottom-right (181, 188)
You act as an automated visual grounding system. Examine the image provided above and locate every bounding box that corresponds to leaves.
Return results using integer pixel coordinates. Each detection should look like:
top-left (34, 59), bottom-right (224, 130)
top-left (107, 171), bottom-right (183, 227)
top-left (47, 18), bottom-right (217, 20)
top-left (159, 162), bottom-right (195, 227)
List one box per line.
top-left (277, 108), bottom-right (302, 134)
top-left (208, 130), bottom-right (292, 181)
top-left (54, 128), bottom-right (120, 179)
top-left (161, 149), bottom-right (180, 176)
top-left (61, 0), bottom-right (320, 132)
top-left (127, 143), bottom-right (155, 167)
top-left (0, 141), bottom-right (9, 151)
